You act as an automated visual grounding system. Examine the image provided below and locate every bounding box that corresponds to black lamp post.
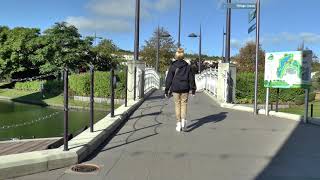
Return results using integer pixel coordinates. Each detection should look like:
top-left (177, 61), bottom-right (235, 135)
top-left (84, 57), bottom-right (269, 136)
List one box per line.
top-left (178, 0), bottom-right (182, 48)
top-left (134, 0), bottom-right (140, 61)
top-left (188, 24), bottom-right (202, 73)
top-left (156, 26), bottom-right (171, 72)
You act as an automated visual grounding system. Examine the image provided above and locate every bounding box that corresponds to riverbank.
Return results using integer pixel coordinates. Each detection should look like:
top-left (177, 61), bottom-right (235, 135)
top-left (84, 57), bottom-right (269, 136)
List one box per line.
top-left (0, 89), bottom-right (117, 111)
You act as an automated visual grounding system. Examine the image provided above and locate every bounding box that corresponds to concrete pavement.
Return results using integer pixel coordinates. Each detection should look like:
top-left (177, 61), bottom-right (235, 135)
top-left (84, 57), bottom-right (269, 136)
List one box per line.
top-left (13, 90), bottom-right (320, 180)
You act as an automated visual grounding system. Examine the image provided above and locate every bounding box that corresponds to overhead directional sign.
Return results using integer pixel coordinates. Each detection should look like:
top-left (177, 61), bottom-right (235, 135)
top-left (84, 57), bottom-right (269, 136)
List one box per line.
top-left (248, 10), bottom-right (256, 23)
top-left (248, 23), bottom-right (256, 34)
top-left (224, 3), bottom-right (256, 9)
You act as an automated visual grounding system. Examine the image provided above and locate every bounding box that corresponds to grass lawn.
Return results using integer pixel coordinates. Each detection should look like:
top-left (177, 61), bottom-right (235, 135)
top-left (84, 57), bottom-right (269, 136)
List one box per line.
top-left (0, 89), bottom-right (116, 110)
top-left (280, 101), bottom-right (320, 117)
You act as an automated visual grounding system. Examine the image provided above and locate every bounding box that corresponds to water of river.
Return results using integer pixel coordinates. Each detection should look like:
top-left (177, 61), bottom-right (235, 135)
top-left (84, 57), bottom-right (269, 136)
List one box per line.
top-left (0, 101), bottom-right (107, 140)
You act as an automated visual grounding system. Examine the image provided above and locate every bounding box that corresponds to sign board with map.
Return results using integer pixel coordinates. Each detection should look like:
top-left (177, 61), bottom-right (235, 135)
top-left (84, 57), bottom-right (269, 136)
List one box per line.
top-left (264, 51), bottom-right (312, 88)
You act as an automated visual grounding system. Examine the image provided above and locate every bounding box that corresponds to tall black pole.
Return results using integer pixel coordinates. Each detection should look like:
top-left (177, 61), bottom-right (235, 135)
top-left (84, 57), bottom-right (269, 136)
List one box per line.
top-left (156, 26), bottom-right (160, 72)
top-left (90, 65), bottom-right (94, 132)
top-left (254, 0), bottom-right (260, 114)
top-left (124, 66), bottom-right (128, 107)
top-left (198, 24), bottom-right (202, 73)
top-left (178, 0), bottom-right (182, 48)
top-left (134, 66), bottom-right (137, 101)
top-left (63, 68), bottom-right (69, 151)
top-left (134, 0), bottom-right (140, 61)
top-left (225, 0), bottom-right (231, 63)
top-left (222, 27), bottom-right (226, 62)
top-left (110, 68), bottom-right (115, 117)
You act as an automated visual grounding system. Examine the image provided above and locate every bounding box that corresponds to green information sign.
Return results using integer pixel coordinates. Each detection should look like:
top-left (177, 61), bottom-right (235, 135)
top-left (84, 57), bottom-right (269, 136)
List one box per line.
top-left (264, 51), bottom-right (312, 88)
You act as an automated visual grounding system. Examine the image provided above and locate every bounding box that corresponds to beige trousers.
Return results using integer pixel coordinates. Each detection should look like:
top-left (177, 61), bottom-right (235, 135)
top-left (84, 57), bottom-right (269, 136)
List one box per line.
top-left (173, 93), bottom-right (189, 122)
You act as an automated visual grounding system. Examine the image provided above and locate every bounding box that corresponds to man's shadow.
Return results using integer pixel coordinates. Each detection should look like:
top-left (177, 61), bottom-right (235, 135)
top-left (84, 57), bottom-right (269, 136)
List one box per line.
top-left (185, 112), bottom-right (228, 132)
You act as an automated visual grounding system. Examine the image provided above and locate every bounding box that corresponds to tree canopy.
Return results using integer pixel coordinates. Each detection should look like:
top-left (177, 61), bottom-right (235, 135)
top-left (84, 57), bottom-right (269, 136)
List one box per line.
top-left (233, 41), bottom-right (265, 72)
top-left (140, 27), bottom-right (176, 73)
top-left (0, 22), bottom-right (121, 79)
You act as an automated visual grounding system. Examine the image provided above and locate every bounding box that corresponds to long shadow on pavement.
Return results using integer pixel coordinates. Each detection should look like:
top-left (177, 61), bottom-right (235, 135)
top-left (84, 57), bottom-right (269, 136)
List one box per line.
top-left (255, 122), bottom-right (320, 180)
top-left (186, 112), bottom-right (228, 132)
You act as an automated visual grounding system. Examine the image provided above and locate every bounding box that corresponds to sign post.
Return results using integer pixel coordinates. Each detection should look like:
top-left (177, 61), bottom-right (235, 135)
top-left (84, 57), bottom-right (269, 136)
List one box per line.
top-left (264, 51), bottom-right (312, 121)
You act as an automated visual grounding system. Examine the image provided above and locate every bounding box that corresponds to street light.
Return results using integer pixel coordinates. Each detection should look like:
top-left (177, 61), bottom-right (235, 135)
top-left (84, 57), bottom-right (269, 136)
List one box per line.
top-left (188, 24), bottom-right (202, 73)
top-left (156, 26), bottom-right (171, 72)
top-left (178, 0), bottom-right (182, 48)
top-left (134, 0), bottom-right (140, 61)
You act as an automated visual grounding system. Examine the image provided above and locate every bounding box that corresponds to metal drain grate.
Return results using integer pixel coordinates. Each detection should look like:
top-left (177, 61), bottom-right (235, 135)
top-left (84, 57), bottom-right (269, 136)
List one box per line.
top-left (70, 164), bottom-right (99, 173)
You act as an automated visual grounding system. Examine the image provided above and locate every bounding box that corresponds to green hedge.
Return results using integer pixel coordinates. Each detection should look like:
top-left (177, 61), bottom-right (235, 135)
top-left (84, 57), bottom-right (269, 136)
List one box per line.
top-left (236, 72), bottom-right (306, 104)
top-left (69, 71), bottom-right (125, 98)
top-left (15, 80), bottom-right (63, 94)
top-left (294, 92), bottom-right (316, 105)
top-left (15, 81), bottom-right (45, 92)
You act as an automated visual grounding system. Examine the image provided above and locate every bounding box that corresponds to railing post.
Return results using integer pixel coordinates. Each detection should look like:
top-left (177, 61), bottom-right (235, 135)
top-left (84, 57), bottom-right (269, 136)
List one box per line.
top-left (140, 70), bottom-right (145, 99)
top-left (63, 68), bottom-right (69, 151)
top-left (125, 66), bottom-right (128, 107)
top-left (276, 88), bottom-right (279, 112)
top-left (90, 65), bottom-right (94, 132)
top-left (110, 68), bottom-right (115, 117)
top-left (134, 66), bottom-right (137, 101)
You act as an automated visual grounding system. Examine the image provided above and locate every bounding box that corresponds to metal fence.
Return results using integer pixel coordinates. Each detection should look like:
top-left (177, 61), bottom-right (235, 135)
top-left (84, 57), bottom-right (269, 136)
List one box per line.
top-left (0, 65), bottom-right (160, 151)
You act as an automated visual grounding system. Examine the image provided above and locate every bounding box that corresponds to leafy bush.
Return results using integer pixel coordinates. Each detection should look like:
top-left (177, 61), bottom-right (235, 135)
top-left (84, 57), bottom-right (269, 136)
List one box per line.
top-left (14, 80), bottom-right (63, 94)
top-left (69, 71), bottom-right (126, 98)
top-left (69, 73), bottom-right (90, 96)
top-left (294, 92), bottom-right (316, 105)
top-left (236, 72), bottom-right (305, 104)
top-left (44, 80), bottom-right (63, 95)
top-left (15, 80), bottom-right (44, 91)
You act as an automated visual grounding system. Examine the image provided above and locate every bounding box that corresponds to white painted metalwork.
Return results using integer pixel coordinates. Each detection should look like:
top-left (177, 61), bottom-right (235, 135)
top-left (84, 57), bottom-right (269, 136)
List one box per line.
top-left (195, 68), bottom-right (218, 97)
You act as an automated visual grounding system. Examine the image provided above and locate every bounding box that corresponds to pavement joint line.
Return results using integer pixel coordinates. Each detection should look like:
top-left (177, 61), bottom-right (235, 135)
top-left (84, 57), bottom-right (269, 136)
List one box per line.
top-left (0, 89), bottom-right (157, 180)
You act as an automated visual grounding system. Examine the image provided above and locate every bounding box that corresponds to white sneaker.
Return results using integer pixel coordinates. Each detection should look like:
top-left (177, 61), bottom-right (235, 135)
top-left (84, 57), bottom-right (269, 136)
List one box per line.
top-left (176, 122), bottom-right (181, 132)
top-left (181, 119), bottom-right (187, 131)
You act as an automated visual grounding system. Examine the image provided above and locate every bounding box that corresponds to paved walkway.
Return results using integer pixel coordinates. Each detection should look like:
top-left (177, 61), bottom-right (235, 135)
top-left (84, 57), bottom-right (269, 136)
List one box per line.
top-left (13, 91), bottom-right (320, 180)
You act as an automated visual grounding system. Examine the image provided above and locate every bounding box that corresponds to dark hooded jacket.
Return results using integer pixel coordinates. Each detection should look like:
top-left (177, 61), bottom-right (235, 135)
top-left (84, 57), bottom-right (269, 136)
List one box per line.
top-left (165, 60), bottom-right (196, 94)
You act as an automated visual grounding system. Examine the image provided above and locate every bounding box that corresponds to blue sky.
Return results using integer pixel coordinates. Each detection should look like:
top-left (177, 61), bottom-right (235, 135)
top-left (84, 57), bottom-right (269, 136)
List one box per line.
top-left (1, 0), bottom-right (320, 56)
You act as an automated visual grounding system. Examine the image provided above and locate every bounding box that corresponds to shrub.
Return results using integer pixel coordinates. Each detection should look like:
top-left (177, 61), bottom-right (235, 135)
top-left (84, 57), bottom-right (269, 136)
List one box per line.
top-left (15, 81), bottom-right (44, 92)
top-left (44, 80), bottom-right (63, 95)
top-left (69, 71), bottom-right (126, 98)
top-left (294, 92), bottom-right (315, 105)
top-left (236, 72), bottom-right (306, 104)
top-left (69, 73), bottom-right (90, 96)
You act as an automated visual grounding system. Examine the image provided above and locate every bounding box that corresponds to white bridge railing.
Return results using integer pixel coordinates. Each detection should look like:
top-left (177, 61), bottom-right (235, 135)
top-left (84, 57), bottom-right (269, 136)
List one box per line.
top-left (195, 68), bottom-right (218, 97)
top-left (144, 68), bottom-right (160, 93)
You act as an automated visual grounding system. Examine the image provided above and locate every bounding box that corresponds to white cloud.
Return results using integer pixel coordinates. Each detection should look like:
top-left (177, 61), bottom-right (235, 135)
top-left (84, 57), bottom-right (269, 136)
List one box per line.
top-left (86, 0), bottom-right (177, 18)
top-left (231, 39), bottom-right (242, 49)
top-left (231, 37), bottom-right (255, 49)
top-left (66, 16), bottom-right (132, 33)
top-left (264, 32), bottom-right (320, 45)
top-left (66, 0), bottom-right (178, 33)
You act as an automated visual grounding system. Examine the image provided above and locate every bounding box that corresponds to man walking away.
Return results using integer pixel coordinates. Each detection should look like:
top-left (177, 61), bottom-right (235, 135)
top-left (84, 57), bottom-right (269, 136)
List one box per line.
top-left (165, 48), bottom-right (196, 132)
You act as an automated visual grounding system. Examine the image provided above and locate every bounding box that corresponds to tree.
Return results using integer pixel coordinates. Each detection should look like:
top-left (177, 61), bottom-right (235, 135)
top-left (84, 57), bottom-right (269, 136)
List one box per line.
top-left (140, 27), bottom-right (176, 73)
top-left (233, 41), bottom-right (265, 72)
top-left (91, 39), bottom-right (119, 71)
top-left (0, 26), bottom-right (42, 78)
top-left (38, 22), bottom-right (92, 74)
